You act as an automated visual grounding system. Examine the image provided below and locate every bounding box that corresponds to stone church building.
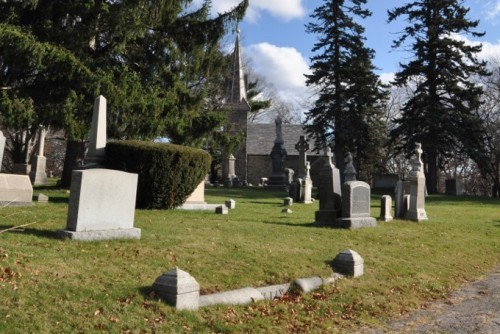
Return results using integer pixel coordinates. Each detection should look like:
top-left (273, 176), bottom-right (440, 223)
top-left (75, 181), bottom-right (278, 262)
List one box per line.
top-left (223, 33), bottom-right (321, 185)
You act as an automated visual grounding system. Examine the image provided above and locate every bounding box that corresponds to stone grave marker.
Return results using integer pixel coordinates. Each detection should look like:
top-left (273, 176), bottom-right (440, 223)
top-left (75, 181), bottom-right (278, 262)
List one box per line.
top-left (314, 148), bottom-right (342, 226)
top-left (336, 181), bottom-right (377, 228)
top-left (153, 268), bottom-right (200, 311)
top-left (215, 205), bottom-right (228, 214)
top-left (0, 174), bottom-right (33, 206)
top-left (0, 130), bottom-right (5, 172)
top-left (224, 154), bottom-right (240, 188)
top-left (225, 199), bottom-right (236, 209)
top-left (446, 178), bottom-right (463, 195)
top-left (302, 162), bottom-right (313, 204)
top-left (295, 135), bottom-right (310, 179)
top-left (332, 249), bottom-right (364, 277)
top-left (267, 117), bottom-right (288, 186)
top-left (57, 168), bottom-right (141, 241)
top-left (406, 143), bottom-right (428, 221)
top-left (394, 180), bottom-right (411, 218)
top-left (380, 195), bottom-right (393, 222)
top-left (84, 95), bottom-right (107, 167)
top-left (29, 125), bottom-right (48, 185)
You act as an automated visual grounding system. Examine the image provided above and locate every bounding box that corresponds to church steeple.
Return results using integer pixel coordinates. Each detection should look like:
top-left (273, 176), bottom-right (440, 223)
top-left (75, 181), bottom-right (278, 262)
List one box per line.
top-left (229, 29), bottom-right (247, 103)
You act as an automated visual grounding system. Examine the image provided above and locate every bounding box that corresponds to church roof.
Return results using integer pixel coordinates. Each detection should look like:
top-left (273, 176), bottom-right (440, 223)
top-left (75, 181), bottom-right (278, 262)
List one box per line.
top-left (246, 123), bottom-right (321, 156)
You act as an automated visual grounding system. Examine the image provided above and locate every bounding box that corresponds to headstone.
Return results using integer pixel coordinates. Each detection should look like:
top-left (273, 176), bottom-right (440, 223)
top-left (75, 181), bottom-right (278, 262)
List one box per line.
top-left (373, 174), bottom-right (399, 191)
top-left (314, 148), bottom-right (342, 226)
top-left (267, 117), bottom-right (288, 186)
top-left (288, 177), bottom-right (302, 202)
top-left (225, 199), bottom-right (236, 209)
top-left (199, 287), bottom-right (263, 307)
top-left (215, 205), bottom-right (228, 214)
top-left (283, 197), bottom-right (293, 206)
top-left (259, 177), bottom-right (268, 186)
top-left (29, 125), bottom-right (48, 185)
top-left (184, 180), bottom-right (206, 205)
top-left (302, 162), bottom-right (313, 204)
top-left (402, 194), bottom-right (410, 217)
top-left (380, 195), bottom-right (393, 222)
top-left (57, 169), bottom-right (141, 241)
top-left (332, 249), bottom-right (364, 277)
top-left (336, 181), bottom-right (377, 229)
top-left (445, 178), bottom-right (463, 195)
top-left (285, 168), bottom-right (294, 185)
top-left (224, 154), bottom-right (240, 188)
top-left (394, 180), bottom-right (411, 218)
top-left (84, 95), bottom-right (107, 167)
top-left (406, 143), bottom-right (428, 221)
top-left (294, 136), bottom-right (310, 178)
top-left (0, 130), bottom-right (5, 172)
top-left (153, 268), bottom-right (200, 311)
top-left (37, 193), bottom-right (49, 204)
top-left (281, 208), bottom-right (292, 214)
top-left (0, 174), bottom-right (33, 206)
top-left (343, 152), bottom-right (357, 182)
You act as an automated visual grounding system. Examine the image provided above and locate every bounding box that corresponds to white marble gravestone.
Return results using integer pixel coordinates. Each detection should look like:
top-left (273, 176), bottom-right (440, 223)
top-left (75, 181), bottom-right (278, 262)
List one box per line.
top-left (0, 174), bottom-right (33, 206)
top-left (0, 130), bottom-right (5, 172)
top-left (29, 125), bottom-right (48, 185)
top-left (84, 95), bottom-right (107, 167)
top-left (406, 143), bottom-right (428, 221)
top-left (57, 169), bottom-right (141, 241)
top-left (380, 195), bottom-right (393, 222)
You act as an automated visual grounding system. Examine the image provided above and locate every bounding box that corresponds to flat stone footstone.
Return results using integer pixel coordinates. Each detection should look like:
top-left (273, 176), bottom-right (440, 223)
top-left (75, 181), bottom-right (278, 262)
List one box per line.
top-left (199, 287), bottom-right (264, 307)
top-left (215, 205), bottom-right (228, 214)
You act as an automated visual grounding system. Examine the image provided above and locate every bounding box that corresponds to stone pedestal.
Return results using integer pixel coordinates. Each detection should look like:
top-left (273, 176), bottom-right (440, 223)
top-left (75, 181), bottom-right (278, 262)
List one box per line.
top-left (267, 142), bottom-right (288, 186)
top-left (153, 268), bottom-right (200, 311)
top-left (406, 143), bottom-right (428, 221)
top-left (57, 169), bottom-right (141, 241)
top-left (84, 95), bottom-right (107, 167)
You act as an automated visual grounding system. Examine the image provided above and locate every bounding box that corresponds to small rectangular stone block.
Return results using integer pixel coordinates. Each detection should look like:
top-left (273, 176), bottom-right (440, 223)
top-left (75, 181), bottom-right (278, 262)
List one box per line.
top-left (215, 205), bottom-right (228, 214)
top-left (0, 174), bottom-right (33, 206)
top-left (225, 199), bottom-right (236, 209)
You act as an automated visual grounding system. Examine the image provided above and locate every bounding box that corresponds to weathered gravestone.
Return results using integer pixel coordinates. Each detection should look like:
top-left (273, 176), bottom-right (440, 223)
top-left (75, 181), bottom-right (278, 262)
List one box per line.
top-left (394, 180), bottom-right (411, 218)
top-left (314, 148), bottom-right (342, 226)
top-left (57, 169), bottom-right (141, 241)
top-left (336, 181), bottom-right (377, 228)
top-left (224, 154), bottom-right (240, 188)
top-left (302, 162), bottom-right (313, 204)
top-left (335, 154), bottom-right (376, 229)
top-left (445, 178), bottom-right (463, 195)
top-left (0, 174), bottom-right (33, 207)
top-left (84, 95), bottom-right (107, 167)
top-left (406, 143), bottom-right (428, 221)
top-left (267, 117), bottom-right (288, 186)
top-left (29, 125), bottom-right (48, 185)
top-left (380, 195), bottom-right (393, 222)
top-left (332, 249), bottom-right (364, 277)
top-left (0, 130), bottom-right (5, 172)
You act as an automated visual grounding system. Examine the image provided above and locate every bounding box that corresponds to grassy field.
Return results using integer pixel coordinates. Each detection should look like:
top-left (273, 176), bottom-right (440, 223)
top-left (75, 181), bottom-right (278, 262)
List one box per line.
top-left (0, 183), bottom-right (498, 333)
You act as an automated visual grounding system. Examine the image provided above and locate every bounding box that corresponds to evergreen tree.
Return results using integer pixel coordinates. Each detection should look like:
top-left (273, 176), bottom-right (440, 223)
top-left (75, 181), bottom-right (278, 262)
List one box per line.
top-left (305, 0), bottom-right (387, 176)
top-left (388, 0), bottom-right (490, 193)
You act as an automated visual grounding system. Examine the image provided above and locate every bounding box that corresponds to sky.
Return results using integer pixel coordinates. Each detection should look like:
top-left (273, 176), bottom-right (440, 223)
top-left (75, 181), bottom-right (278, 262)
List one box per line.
top-left (197, 0), bottom-right (500, 114)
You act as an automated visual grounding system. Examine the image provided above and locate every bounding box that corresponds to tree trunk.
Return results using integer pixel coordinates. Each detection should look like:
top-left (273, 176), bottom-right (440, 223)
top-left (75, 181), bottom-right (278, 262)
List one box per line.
top-left (426, 148), bottom-right (439, 194)
top-left (60, 140), bottom-right (85, 188)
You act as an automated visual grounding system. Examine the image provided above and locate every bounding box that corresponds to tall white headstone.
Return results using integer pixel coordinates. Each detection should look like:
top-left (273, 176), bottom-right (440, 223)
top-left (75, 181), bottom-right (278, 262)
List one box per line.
top-left (29, 125), bottom-right (48, 185)
top-left (406, 143), bottom-right (428, 221)
top-left (0, 130), bottom-right (5, 172)
top-left (85, 95), bottom-right (107, 166)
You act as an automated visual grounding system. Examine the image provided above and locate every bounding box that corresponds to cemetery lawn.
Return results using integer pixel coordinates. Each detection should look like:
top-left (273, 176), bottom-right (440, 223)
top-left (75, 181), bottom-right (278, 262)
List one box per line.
top-left (0, 184), bottom-right (498, 333)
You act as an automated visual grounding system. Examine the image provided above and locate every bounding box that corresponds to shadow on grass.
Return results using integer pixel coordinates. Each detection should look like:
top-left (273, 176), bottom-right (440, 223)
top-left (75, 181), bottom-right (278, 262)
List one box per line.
top-left (261, 220), bottom-right (319, 228)
top-left (0, 224), bottom-right (60, 239)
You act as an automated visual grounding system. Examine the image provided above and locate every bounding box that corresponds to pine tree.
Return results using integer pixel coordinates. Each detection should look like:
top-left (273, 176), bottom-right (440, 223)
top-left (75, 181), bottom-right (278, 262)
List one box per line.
top-left (388, 0), bottom-right (490, 193)
top-left (305, 0), bottom-right (387, 176)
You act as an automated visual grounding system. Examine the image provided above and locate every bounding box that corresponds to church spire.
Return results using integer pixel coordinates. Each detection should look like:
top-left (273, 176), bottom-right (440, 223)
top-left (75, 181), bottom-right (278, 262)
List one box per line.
top-left (230, 28), bottom-right (247, 103)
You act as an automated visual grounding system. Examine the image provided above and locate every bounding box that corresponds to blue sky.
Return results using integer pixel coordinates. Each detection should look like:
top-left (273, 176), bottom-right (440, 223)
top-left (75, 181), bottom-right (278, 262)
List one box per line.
top-left (198, 0), bottom-right (500, 109)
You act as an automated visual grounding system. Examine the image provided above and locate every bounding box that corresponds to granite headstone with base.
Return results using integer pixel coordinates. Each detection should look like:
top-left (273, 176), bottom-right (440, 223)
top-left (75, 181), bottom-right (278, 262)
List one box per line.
top-left (57, 169), bottom-right (141, 241)
top-left (267, 117), bottom-right (288, 186)
top-left (314, 148), bottom-right (342, 226)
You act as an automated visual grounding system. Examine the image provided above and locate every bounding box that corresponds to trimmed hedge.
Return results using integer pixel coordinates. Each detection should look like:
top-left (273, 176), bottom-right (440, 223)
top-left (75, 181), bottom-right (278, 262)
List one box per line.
top-left (106, 140), bottom-right (211, 209)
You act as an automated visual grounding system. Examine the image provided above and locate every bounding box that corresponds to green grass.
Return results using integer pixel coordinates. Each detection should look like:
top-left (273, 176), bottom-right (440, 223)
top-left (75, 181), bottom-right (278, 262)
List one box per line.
top-left (0, 182), bottom-right (498, 333)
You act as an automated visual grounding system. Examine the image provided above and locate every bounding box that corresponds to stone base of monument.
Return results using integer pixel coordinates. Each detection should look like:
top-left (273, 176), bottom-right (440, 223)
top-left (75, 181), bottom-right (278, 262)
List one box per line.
top-left (57, 228), bottom-right (141, 241)
top-left (266, 174), bottom-right (288, 187)
top-left (406, 209), bottom-right (428, 221)
top-left (313, 210), bottom-right (339, 226)
top-left (334, 217), bottom-right (377, 229)
top-left (0, 174), bottom-right (33, 207)
top-left (57, 169), bottom-right (141, 242)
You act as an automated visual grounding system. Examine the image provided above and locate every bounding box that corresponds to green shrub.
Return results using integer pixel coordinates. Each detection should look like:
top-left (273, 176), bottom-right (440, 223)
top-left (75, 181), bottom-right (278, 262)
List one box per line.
top-left (106, 140), bottom-right (211, 209)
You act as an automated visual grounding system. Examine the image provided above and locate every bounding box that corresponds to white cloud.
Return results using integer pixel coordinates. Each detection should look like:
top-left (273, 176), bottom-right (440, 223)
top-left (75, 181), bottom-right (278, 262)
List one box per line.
top-left (246, 43), bottom-right (311, 101)
top-left (191, 0), bottom-right (306, 22)
top-left (379, 72), bottom-right (396, 84)
top-left (484, 0), bottom-right (500, 24)
top-left (449, 33), bottom-right (500, 60)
